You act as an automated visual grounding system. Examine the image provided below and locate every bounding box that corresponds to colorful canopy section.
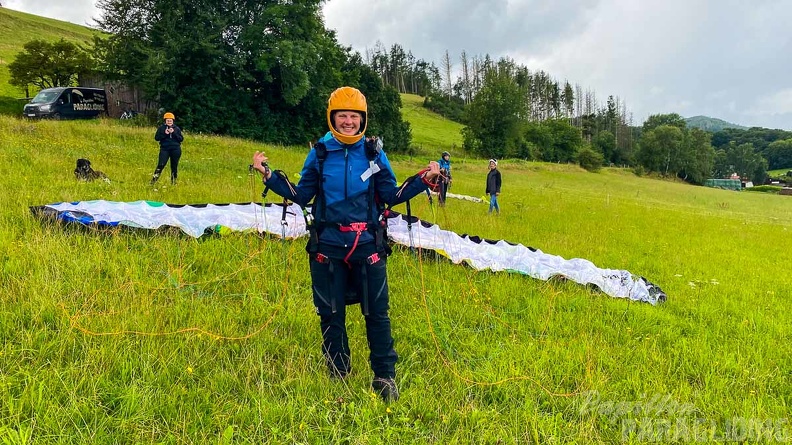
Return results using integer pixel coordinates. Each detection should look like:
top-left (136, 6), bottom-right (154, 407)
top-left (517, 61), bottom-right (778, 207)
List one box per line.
top-left (31, 200), bottom-right (666, 305)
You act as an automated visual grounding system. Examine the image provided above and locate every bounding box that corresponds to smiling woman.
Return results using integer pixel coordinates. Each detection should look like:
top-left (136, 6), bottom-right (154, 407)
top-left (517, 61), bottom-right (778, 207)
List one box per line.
top-left (325, 86), bottom-right (368, 144)
top-left (250, 86), bottom-right (441, 403)
top-left (333, 111), bottom-right (362, 136)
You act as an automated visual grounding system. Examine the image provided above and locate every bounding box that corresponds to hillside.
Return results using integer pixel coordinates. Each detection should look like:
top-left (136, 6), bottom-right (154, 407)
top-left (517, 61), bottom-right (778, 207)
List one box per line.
top-left (0, 7), bottom-right (104, 99)
top-left (400, 93), bottom-right (464, 156)
top-left (2, 115), bottom-right (792, 442)
top-left (685, 115), bottom-right (746, 132)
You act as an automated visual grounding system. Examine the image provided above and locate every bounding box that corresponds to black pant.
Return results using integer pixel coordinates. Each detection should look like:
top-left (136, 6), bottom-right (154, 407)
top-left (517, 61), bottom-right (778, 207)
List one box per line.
top-left (153, 147), bottom-right (181, 182)
top-left (438, 179), bottom-right (449, 205)
top-left (309, 243), bottom-right (397, 379)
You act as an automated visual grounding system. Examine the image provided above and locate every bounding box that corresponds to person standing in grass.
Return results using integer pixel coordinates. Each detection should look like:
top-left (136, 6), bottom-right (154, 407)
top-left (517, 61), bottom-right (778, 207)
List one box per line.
top-left (437, 151), bottom-right (452, 206)
top-left (486, 158), bottom-right (501, 214)
top-left (151, 112), bottom-right (184, 185)
top-left (251, 86), bottom-right (440, 402)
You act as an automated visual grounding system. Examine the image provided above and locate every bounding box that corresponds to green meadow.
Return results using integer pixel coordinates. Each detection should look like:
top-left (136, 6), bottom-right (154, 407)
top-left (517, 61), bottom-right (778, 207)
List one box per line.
top-left (399, 94), bottom-right (464, 156)
top-left (1, 114), bottom-right (791, 444)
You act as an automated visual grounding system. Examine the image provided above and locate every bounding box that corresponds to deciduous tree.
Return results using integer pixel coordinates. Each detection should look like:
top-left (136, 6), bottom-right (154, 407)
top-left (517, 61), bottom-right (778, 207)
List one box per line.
top-left (765, 139), bottom-right (792, 170)
top-left (9, 39), bottom-right (95, 91)
top-left (462, 58), bottom-right (524, 159)
top-left (94, 0), bottom-right (410, 149)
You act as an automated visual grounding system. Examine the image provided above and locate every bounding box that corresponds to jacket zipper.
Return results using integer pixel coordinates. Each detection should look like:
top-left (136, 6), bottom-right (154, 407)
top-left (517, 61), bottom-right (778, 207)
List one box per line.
top-left (344, 148), bottom-right (349, 200)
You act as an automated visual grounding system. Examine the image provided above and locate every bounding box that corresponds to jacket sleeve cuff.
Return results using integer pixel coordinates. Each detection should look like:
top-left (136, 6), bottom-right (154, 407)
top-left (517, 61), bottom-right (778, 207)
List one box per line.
top-left (420, 174), bottom-right (434, 187)
top-left (262, 171), bottom-right (278, 185)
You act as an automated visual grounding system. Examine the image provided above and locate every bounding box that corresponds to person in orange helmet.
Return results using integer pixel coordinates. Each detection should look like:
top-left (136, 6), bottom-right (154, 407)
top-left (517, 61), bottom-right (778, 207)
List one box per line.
top-left (252, 86), bottom-right (440, 402)
top-left (151, 112), bottom-right (184, 185)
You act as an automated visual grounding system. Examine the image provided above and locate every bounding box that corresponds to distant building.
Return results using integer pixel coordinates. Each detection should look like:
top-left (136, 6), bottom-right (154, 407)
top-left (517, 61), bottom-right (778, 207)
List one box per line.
top-left (704, 179), bottom-right (742, 191)
top-left (80, 74), bottom-right (157, 119)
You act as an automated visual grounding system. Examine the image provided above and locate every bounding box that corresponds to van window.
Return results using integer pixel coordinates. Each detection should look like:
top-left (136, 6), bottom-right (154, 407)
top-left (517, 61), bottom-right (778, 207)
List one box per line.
top-left (30, 91), bottom-right (62, 104)
top-left (73, 89), bottom-right (106, 112)
top-left (71, 89), bottom-right (84, 105)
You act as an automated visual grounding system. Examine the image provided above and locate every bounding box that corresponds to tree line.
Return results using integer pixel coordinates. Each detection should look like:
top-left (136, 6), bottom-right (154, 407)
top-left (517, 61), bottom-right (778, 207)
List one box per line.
top-left (7, 1), bottom-right (792, 183)
top-left (9, 0), bottom-right (412, 151)
top-left (368, 43), bottom-right (792, 183)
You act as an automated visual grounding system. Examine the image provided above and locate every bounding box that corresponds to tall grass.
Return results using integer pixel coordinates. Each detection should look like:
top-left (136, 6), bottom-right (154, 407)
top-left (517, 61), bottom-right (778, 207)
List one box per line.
top-left (400, 94), bottom-right (464, 157)
top-left (1, 115), bottom-right (790, 443)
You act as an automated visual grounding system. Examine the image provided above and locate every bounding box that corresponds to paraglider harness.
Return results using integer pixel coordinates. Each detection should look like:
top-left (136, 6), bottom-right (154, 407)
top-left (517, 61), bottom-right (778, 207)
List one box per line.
top-left (260, 138), bottom-right (428, 314)
top-left (306, 139), bottom-right (404, 315)
top-left (306, 139), bottom-right (393, 264)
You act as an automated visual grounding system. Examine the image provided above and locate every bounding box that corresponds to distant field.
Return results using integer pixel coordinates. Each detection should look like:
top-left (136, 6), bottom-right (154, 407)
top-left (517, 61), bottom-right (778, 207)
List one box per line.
top-left (1, 115), bottom-right (790, 443)
top-left (400, 93), bottom-right (464, 157)
top-left (767, 167), bottom-right (792, 177)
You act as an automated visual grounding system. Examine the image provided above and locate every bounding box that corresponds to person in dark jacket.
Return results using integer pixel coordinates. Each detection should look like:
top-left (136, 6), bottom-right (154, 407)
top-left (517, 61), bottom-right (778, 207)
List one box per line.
top-left (252, 86), bottom-right (439, 402)
top-left (486, 158), bottom-right (502, 214)
top-left (151, 112), bottom-right (184, 184)
top-left (437, 151), bottom-right (452, 206)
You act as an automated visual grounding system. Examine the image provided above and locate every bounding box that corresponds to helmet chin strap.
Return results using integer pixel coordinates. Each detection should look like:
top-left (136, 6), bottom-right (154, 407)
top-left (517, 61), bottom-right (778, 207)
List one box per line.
top-left (330, 126), bottom-right (365, 145)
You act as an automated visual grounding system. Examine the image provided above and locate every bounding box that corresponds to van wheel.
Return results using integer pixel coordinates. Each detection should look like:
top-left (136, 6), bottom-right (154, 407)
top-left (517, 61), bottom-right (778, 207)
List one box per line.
top-left (52, 113), bottom-right (62, 120)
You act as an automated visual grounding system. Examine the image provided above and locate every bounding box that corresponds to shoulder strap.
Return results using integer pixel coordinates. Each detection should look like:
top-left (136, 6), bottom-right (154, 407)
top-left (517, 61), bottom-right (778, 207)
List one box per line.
top-left (314, 141), bottom-right (327, 162)
top-left (313, 142), bottom-right (327, 224)
top-left (364, 137), bottom-right (382, 161)
top-left (364, 137), bottom-right (385, 224)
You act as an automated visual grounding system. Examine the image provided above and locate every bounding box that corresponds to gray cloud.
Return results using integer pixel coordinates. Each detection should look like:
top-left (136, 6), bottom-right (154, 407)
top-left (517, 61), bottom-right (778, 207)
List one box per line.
top-left (4, 0), bottom-right (101, 27)
top-left (323, 0), bottom-right (599, 64)
top-left (325, 0), bottom-right (792, 130)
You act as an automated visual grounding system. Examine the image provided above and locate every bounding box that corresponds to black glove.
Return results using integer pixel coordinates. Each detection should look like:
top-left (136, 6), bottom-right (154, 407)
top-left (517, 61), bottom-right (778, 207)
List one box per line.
top-left (365, 137), bottom-right (383, 156)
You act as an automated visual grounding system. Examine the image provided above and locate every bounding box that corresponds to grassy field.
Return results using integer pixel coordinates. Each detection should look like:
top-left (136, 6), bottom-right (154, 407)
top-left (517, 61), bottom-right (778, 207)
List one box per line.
top-left (1, 115), bottom-right (791, 444)
top-left (400, 93), bottom-right (464, 157)
top-left (768, 168), bottom-right (792, 178)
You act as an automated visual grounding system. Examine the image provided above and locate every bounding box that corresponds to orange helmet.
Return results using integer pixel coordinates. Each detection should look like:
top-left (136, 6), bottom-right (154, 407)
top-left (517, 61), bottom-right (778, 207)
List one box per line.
top-left (326, 87), bottom-right (367, 145)
top-left (163, 112), bottom-right (175, 119)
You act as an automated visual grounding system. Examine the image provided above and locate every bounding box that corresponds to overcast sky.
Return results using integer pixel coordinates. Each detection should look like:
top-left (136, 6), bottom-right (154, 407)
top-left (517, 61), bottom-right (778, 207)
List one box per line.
top-left (6, 0), bottom-right (792, 130)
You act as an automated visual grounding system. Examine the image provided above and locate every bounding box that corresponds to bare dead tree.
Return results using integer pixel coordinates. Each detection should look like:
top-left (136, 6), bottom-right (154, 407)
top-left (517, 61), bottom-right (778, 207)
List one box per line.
top-left (575, 83), bottom-right (583, 128)
top-left (460, 50), bottom-right (471, 104)
top-left (441, 50), bottom-right (453, 99)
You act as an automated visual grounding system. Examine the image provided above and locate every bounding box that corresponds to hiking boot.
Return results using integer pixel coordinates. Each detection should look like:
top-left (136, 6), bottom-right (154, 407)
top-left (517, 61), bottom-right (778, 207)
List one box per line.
top-left (371, 377), bottom-right (399, 402)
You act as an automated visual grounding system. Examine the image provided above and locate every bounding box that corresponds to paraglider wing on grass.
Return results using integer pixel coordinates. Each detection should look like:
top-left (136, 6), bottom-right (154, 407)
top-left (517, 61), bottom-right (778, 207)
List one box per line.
top-left (31, 200), bottom-right (666, 305)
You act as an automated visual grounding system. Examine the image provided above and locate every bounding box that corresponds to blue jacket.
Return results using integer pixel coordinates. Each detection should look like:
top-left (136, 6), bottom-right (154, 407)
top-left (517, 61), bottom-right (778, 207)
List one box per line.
top-left (438, 157), bottom-right (451, 177)
top-left (265, 131), bottom-right (430, 248)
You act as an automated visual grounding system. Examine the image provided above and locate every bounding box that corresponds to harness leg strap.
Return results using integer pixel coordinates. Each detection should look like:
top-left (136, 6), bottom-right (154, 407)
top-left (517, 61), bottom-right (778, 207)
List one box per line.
top-left (328, 261), bottom-right (337, 314)
top-left (360, 266), bottom-right (369, 316)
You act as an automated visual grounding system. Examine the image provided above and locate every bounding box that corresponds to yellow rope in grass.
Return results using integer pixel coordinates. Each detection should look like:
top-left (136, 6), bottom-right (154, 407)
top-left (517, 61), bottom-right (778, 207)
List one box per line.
top-left (56, 174), bottom-right (586, 395)
top-left (57, 173), bottom-right (294, 341)
top-left (414, 237), bottom-right (585, 397)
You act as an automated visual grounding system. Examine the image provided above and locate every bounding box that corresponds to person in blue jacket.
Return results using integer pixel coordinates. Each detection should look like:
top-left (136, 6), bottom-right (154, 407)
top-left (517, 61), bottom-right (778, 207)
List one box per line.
top-left (437, 151), bottom-right (452, 206)
top-left (252, 86), bottom-right (439, 402)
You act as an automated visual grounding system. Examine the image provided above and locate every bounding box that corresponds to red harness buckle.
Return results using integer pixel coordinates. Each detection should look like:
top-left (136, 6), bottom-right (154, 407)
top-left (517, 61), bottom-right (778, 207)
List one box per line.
top-left (366, 253), bottom-right (381, 265)
top-left (338, 222), bottom-right (369, 266)
top-left (339, 222), bottom-right (368, 233)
